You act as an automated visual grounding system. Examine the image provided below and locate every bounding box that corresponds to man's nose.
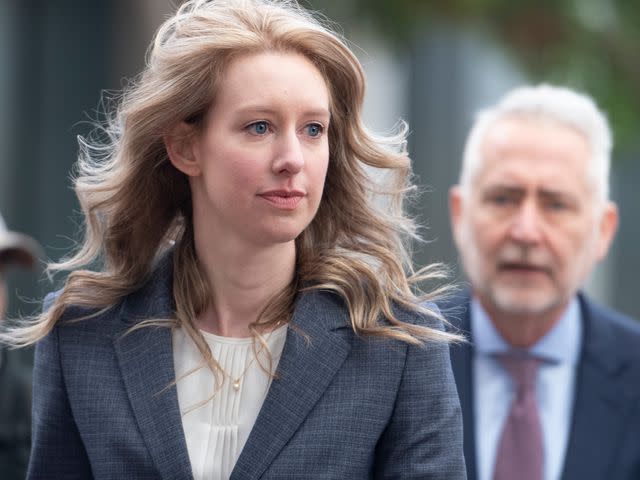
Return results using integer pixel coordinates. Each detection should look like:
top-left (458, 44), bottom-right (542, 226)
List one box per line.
top-left (509, 200), bottom-right (543, 244)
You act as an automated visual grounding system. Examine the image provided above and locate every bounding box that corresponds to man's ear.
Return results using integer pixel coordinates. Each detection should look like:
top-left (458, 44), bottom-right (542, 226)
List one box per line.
top-left (449, 185), bottom-right (464, 248)
top-left (164, 122), bottom-right (201, 177)
top-left (595, 200), bottom-right (619, 261)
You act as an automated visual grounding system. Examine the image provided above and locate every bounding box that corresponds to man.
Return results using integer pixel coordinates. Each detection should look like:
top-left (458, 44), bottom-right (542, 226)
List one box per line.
top-left (0, 212), bottom-right (41, 479)
top-left (446, 84), bottom-right (640, 480)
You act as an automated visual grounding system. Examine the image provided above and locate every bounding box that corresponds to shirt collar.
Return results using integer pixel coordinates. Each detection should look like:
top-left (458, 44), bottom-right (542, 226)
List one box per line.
top-left (471, 296), bottom-right (582, 365)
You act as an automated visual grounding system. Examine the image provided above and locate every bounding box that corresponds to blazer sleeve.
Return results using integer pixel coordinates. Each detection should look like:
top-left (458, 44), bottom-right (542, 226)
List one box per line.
top-left (27, 326), bottom-right (93, 479)
top-left (374, 316), bottom-right (467, 479)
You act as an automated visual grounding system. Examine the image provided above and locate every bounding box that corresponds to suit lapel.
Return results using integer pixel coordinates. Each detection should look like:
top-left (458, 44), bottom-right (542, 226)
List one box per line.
top-left (445, 294), bottom-right (478, 480)
top-left (447, 292), bottom-right (637, 480)
top-left (560, 295), bottom-right (632, 479)
top-left (231, 290), bottom-right (352, 480)
top-left (113, 255), bottom-right (193, 480)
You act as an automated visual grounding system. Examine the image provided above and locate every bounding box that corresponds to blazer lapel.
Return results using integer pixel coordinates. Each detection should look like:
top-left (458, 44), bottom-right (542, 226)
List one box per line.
top-left (560, 295), bottom-right (632, 479)
top-left (113, 255), bottom-right (193, 480)
top-left (231, 290), bottom-right (352, 480)
top-left (445, 294), bottom-right (478, 480)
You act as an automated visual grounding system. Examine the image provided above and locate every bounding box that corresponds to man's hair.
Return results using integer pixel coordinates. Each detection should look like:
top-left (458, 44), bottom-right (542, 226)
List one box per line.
top-left (460, 84), bottom-right (612, 202)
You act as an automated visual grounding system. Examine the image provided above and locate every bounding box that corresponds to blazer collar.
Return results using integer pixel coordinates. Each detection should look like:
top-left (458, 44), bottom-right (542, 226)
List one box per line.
top-left (113, 253), bottom-right (353, 480)
top-left (574, 293), bottom-right (622, 375)
top-left (444, 290), bottom-right (478, 480)
top-left (112, 252), bottom-right (193, 480)
top-left (231, 289), bottom-right (352, 479)
top-left (560, 293), bottom-right (634, 479)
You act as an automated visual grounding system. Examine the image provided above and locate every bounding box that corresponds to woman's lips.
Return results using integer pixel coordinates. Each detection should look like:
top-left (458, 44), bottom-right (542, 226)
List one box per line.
top-left (258, 190), bottom-right (305, 210)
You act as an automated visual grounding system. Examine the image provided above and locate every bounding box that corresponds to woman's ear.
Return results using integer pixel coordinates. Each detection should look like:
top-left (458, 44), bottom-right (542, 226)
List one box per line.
top-left (164, 122), bottom-right (201, 177)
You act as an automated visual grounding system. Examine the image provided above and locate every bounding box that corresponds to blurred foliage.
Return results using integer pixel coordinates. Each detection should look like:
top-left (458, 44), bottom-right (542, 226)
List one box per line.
top-left (306, 0), bottom-right (640, 155)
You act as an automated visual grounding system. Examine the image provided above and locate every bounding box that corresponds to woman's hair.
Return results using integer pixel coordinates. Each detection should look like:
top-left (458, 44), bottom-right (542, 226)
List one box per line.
top-left (6, 0), bottom-right (459, 355)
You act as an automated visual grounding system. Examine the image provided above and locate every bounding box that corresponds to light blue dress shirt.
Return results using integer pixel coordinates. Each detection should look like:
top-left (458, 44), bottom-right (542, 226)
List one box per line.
top-left (471, 297), bottom-right (582, 480)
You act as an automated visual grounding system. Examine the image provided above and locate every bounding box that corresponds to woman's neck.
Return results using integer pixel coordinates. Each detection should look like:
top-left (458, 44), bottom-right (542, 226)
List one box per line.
top-left (194, 235), bottom-right (296, 338)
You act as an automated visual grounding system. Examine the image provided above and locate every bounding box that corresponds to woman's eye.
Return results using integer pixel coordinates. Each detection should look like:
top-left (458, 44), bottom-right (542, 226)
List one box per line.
top-left (247, 121), bottom-right (269, 135)
top-left (305, 123), bottom-right (323, 137)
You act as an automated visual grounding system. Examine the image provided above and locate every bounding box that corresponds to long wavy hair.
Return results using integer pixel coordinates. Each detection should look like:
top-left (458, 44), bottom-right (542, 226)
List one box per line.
top-left (5, 0), bottom-right (459, 362)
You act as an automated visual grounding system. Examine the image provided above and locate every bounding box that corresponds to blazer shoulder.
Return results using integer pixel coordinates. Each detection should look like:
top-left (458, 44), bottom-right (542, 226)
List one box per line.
top-left (42, 287), bottom-right (120, 328)
top-left (398, 301), bottom-right (442, 327)
top-left (41, 254), bottom-right (175, 338)
top-left (435, 291), bottom-right (472, 334)
top-left (604, 309), bottom-right (640, 366)
top-left (583, 295), bottom-right (640, 346)
top-left (580, 295), bottom-right (640, 386)
top-left (43, 288), bottom-right (102, 317)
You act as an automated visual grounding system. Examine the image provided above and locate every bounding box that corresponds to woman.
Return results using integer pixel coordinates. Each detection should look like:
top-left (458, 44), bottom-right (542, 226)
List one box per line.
top-left (11, 0), bottom-right (465, 478)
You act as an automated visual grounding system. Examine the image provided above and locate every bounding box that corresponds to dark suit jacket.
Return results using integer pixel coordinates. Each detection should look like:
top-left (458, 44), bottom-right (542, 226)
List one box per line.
top-left (0, 346), bottom-right (32, 479)
top-left (444, 291), bottom-right (640, 480)
top-left (28, 256), bottom-right (466, 479)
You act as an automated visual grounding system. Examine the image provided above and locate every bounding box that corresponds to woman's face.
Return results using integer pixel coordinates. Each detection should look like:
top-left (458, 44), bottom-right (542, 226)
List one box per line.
top-left (186, 51), bottom-right (331, 250)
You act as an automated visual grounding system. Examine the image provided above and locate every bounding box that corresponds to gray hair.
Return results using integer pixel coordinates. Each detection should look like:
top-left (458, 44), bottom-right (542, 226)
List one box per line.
top-left (459, 84), bottom-right (612, 202)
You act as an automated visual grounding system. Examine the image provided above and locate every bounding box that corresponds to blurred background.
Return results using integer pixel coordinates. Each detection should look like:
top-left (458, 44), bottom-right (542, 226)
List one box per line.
top-left (1, 0), bottom-right (638, 323)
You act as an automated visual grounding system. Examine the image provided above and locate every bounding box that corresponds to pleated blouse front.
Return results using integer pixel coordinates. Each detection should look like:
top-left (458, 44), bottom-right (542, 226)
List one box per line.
top-left (172, 325), bottom-right (288, 480)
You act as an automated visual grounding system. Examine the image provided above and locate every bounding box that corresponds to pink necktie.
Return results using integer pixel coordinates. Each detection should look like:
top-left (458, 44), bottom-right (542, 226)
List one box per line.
top-left (493, 354), bottom-right (543, 480)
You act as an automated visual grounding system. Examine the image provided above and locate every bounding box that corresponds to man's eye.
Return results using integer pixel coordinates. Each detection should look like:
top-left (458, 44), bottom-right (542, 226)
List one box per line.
top-left (247, 121), bottom-right (269, 135)
top-left (305, 123), bottom-right (323, 137)
top-left (546, 200), bottom-right (568, 211)
top-left (489, 195), bottom-right (514, 206)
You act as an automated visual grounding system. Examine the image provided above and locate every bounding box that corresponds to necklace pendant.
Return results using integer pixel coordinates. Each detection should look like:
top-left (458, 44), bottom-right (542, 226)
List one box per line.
top-left (232, 379), bottom-right (241, 391)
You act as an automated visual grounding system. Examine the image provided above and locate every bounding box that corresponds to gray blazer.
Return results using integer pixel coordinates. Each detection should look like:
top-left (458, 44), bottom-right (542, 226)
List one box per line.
top-left (28, 256), bottom-right (466, 479)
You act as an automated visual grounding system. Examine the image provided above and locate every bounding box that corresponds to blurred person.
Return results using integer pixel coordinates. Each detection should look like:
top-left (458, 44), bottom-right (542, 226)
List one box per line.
top-left (0, 212), bottom-right (41, 479)
top-left (3, 0), bottom-right (466, 478)
top-left (446, 84), bottom-right (640, 480)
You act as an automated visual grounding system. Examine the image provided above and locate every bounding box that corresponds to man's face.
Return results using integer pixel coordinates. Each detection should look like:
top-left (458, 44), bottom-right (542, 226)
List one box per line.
top-left (450, 117), bottom-right (618, 318)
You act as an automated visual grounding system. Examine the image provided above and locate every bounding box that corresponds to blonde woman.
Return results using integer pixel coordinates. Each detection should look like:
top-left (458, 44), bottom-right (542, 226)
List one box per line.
top-left (12, 0), bottom-right (465, 478)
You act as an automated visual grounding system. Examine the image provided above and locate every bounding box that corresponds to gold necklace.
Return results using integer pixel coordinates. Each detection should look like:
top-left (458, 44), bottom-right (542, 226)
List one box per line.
top-left (227, 351), bottom-right (258, 392)
top-left (219, 325), bottom-right (283, 392)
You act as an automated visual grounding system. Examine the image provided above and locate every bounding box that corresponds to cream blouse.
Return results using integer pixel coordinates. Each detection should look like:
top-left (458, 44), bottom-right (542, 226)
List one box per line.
top-left (172, 325), bottom-right (288, 480)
